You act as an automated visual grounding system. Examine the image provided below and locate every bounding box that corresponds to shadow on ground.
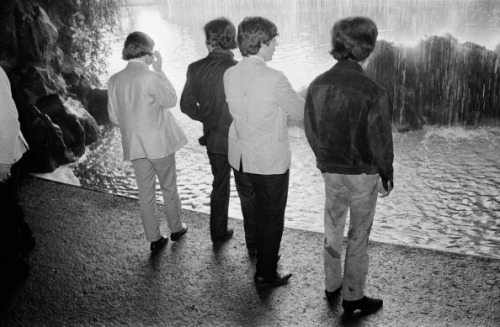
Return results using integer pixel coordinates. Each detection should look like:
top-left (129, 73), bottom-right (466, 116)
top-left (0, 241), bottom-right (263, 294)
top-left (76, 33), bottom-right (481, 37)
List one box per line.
top-left (0, 176), bottom-right (499, 326)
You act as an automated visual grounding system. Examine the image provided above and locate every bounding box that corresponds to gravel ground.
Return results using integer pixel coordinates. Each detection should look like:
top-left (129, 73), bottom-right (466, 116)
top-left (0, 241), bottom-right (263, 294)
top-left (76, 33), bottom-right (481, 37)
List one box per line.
top-left (0, 176), bottom-right (498, 327)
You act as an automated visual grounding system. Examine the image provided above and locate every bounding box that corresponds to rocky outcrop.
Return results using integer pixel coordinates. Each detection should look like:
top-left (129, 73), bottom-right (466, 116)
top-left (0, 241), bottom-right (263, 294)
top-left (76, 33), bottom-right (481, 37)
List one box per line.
top-left (366, 35), bottom-right (500, 130)
top-left (0, 0), bottom-right (106, 173)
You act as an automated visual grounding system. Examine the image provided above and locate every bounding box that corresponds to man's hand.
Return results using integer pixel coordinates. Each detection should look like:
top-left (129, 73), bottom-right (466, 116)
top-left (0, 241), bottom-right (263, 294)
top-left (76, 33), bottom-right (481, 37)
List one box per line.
top-left (378, 179), bottom-right (393, 198)
top-left (152, 51), bottom-right (163, 72)
top-left (0, 163), bottom-right (12, 183)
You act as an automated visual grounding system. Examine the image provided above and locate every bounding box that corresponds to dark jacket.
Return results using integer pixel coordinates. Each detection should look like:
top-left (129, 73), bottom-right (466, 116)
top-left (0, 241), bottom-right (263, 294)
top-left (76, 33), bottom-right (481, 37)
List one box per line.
top-left (304, 60), bottom-right (394, 186)
top-left (180, 49), bottom-right (237, 155)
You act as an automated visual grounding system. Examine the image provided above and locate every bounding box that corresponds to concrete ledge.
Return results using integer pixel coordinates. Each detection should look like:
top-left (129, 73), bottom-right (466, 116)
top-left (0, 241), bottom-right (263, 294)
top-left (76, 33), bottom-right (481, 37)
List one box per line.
top-left (1, 176), bottom-right (498, 326)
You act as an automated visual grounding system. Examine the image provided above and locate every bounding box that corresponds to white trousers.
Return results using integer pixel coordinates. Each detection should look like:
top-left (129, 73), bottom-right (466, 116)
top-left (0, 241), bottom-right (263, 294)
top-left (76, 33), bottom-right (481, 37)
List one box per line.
top-left (131, 154), bottom-right (183, 242)
top-left (322, 173), bottom-right (379, 301)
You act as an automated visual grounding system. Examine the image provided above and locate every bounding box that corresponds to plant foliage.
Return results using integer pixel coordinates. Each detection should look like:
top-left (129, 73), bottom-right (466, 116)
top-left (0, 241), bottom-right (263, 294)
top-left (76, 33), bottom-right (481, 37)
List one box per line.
top-left (70, 0), bottom-right (121, 76)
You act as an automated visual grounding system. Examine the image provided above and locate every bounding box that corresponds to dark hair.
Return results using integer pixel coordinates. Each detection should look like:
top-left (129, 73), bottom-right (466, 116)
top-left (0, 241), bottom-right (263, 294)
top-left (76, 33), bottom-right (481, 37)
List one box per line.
top-left (237, 16), bottom-right (278, 57)
top-left (204, 17), bottom-right (237, 50)
top-left (122, 31), bottom-right (155, 60)
top-left (330, 17), bottom-right (378, 62)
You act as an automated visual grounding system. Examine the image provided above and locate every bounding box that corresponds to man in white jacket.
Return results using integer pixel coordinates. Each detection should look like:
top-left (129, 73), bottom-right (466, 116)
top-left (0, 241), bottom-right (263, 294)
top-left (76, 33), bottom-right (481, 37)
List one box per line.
top-left (107, 32), bottom-right (188, 254)
top-left (0, 65), bottom-right (34, 285)
top-left (224, 17), bottom-right (305, 287)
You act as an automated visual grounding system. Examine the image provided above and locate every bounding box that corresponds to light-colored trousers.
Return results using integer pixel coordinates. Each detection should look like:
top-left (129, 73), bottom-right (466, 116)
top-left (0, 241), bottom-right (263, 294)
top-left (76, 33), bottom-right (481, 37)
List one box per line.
top-left (322, 172), bottom-right (379, 301)
top-left (131, 154), bottom-right (183, 242)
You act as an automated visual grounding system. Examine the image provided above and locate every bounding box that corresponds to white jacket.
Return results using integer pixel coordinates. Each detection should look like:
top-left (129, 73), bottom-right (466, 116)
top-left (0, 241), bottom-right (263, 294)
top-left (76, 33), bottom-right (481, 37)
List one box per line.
top-left (223, 56), bottom-right (304, 174)
top-left (107, 60), bottom-right (187, 161)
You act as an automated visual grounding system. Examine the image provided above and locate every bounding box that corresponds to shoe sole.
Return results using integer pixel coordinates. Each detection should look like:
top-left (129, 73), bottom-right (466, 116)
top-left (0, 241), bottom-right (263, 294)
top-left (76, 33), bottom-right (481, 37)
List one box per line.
top-left (343, 304), bottom-right (383, 315)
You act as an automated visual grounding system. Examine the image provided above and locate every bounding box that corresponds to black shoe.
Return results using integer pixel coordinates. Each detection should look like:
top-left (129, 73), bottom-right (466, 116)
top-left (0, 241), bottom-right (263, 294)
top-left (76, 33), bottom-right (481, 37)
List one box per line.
top-left (254, 272), bottom-right (292, 288)
top-left (342, 296), bottom-right (383, 315)
top-left (325, 285), bottom-right (342, 302)
top-left (150, 236), bottom-right (168, 254)
top-left (212, 229), bottom-right (234, 245)
top-left (171, 223), bottom-right (188, 241)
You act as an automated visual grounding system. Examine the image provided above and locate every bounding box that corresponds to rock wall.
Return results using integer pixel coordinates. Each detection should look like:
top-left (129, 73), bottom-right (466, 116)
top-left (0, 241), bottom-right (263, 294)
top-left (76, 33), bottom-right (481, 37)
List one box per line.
top-left (0, 0), bottom-right (107, 173)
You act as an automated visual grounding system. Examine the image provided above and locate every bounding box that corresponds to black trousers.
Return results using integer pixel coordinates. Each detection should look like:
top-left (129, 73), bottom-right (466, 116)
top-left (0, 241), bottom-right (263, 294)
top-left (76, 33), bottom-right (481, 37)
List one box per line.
top-left (0, 162), bottom-right (31, 259)
top-left (246, 170), bottom-right (289, 278)
top-left (207, 152), bottom-right (255, 245)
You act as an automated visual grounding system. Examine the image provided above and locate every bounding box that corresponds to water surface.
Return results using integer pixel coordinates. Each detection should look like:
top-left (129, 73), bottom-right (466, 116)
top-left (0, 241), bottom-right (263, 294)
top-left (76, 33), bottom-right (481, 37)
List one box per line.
top-left (67, 1), bottom-right (500, 259)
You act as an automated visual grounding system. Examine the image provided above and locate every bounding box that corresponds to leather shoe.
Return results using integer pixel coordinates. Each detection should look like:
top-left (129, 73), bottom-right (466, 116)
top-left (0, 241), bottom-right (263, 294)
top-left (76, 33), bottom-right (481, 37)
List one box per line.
top-left (212, 229), bottom-right (234, 244)
top-left (150, 236), bottom-right (168, 254)
top-left (171, 223), bottom-right (188, 241)
top-left (342, 296), bottom-right (383, 315)
top-left (254, 272), bottom-right (292, 288)
top-left (325, 285), bottom-right (341, 302)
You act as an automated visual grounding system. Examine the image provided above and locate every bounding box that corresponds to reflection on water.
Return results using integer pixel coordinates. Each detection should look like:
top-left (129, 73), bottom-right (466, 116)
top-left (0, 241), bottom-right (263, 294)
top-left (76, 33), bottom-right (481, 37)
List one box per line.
top-left (72, 1), bottom-right (500, 259)
top-left (73, 124), bottom-right (500, 259)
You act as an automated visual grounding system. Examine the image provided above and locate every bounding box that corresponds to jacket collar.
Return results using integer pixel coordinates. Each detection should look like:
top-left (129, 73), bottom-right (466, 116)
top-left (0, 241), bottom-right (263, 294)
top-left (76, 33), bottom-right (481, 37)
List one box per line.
top-left (126, 60), bottom-right (149, 70)
top-left (242, 55), bottom-right (266, 65)
top-left (332, 60), bottom-right (364, 74)
top-left (208, 48), bottom-right (234, 58)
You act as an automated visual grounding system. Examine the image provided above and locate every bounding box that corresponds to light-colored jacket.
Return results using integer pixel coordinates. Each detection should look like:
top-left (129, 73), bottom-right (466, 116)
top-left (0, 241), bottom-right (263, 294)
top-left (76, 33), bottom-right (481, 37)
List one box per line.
top-left (223, 56), bottom-right (304, 175)
top-left (0, 67), bottom-right (28, 165)
top-left (107, 60), bottom-right (187, 161)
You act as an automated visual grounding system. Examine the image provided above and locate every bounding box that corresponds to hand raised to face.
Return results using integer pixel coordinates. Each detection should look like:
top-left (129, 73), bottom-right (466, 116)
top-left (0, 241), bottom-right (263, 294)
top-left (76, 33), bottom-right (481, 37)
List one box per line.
top-left (151, 51), bottom-right (162, 72)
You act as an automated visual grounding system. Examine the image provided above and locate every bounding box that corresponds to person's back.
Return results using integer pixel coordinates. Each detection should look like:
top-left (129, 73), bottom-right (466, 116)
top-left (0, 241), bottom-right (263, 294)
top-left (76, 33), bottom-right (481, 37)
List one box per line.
top-left (223, 16), bottom-right (304, 288)
top-left (224, 56), bottom-right (303, 175)
top-left (107, 31), bottom-right (188, 254)
top-left (180, 18), bottom-right (253, 247)
top-left (304, 16), bottom-right (393, 316)
top-left (182, 51), bottom-right (236, 135)
top-left (307, 61), bottom-right (391, 177)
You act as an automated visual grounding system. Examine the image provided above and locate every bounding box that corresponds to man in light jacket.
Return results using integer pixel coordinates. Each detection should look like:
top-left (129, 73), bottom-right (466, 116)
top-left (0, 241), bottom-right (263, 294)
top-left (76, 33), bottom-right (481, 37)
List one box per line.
top-left (108, 32), bottom-right (188, 254)
top-left (0, 65), bottom-right (34, 285)
top-left (224, 17), bottom-right (305, 287)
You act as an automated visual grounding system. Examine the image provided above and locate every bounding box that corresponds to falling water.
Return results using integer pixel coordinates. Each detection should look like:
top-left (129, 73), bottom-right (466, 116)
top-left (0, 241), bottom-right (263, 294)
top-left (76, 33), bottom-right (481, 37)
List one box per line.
top-left (50, 0), bottom-right (500, 259)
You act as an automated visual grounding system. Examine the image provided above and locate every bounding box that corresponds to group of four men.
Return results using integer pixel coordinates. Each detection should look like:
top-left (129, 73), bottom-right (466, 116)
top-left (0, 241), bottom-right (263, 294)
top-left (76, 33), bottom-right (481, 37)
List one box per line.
top-left (106, 15), bottom-right (394, 316)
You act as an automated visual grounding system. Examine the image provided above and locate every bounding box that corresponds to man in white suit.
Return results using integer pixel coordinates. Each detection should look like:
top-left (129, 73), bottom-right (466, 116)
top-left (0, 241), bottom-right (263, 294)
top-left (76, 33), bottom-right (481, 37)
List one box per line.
top-left (108, 32), bottom-right (188, 254)
top-left (224, 17), bottom-right (305, 287)
top-left (0, 65), bottom-right (34, 285)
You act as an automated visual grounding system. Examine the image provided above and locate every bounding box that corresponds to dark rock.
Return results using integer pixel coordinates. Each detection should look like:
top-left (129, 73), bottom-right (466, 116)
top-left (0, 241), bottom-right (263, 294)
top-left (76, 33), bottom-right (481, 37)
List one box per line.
top-left (0, 0), bottom-right (104, 173)
top-left (19, 105), bottom-right (74, 173)
top-left (36, 94), bottom-right (85, 157)
top-left (86, 88), bottom-right (110, 125)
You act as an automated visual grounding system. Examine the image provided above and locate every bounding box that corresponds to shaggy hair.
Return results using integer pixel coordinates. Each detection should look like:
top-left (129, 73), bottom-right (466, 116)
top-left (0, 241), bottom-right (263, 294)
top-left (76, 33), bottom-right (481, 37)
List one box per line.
top-left (330, 17), bottom-right (378, 62)
top-left (237, 16), bottom-right (278, 57)
top-left (204, 17), bottom-right (237, 50)
top-left (122, 31), bottom-right (155, 60)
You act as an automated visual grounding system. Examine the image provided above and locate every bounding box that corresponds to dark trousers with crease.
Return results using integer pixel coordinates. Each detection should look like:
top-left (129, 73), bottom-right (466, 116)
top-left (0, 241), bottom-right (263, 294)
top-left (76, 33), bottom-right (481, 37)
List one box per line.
top-left (208, 152), bottom-right (255, 245)
top-left (245, 170), bottom-right (289, 278)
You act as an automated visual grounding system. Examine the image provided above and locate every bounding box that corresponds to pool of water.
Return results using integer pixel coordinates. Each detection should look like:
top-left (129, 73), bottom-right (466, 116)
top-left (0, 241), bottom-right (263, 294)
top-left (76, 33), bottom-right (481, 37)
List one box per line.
top-left (48, 1), bottom-right (500, 259)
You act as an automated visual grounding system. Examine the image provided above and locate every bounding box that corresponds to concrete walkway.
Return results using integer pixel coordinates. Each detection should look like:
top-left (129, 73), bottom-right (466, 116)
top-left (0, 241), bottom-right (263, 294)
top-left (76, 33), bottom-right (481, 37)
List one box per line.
top-left (0, 176), bottom-right (498, 326)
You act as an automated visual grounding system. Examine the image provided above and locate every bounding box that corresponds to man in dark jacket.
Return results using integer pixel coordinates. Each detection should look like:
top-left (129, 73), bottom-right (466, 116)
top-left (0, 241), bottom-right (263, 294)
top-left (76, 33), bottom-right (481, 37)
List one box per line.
top-left (180, 17), bottom-right (255, 249)
top-left (304, 16), bottom-right (394, 315)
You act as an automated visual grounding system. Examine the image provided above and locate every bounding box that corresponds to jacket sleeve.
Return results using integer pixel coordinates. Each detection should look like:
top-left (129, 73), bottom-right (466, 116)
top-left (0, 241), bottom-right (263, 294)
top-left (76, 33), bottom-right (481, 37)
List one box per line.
top-left (367, 90), bottom-right (394, 186)
top-left (304, 86), bottom-right (318, 158)
top-left (0, 68), bottom-right (21, 164)
top-left (106, 78), bottom-right (119, 126)
top-left (180, 67), bottom-right (202, 121)
top-left (274, 71), bottom-right (305, 121)
top-left (151, 71), bottom-right (177, 109)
